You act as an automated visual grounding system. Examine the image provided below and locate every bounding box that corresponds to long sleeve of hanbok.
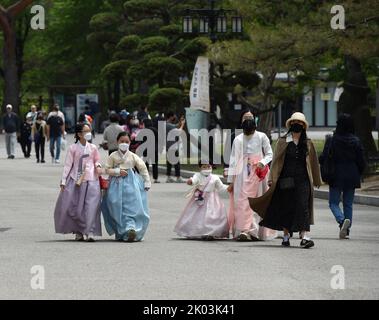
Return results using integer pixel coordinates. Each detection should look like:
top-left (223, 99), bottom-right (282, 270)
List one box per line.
top-left (133, 153), bottom-right (151, 188)
top-left (214, 176), bottom-right (228, 193)
top-left (259, 134), bottom-right (273, 166)
top-left (105, 156), bottom-right (120, 176)
top-left (61, 146), bottom-right (74, 185)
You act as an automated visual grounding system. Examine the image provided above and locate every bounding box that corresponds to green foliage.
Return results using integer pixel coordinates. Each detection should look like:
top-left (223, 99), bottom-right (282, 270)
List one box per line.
top-left (149, 88), bottom-right (183, 110)
top-left (121, 93), bottom-right (149, 109)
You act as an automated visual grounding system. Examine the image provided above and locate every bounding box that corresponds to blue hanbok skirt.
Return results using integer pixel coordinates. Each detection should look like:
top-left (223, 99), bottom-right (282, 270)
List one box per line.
top-left (101, 169), bottom-right (150, 241)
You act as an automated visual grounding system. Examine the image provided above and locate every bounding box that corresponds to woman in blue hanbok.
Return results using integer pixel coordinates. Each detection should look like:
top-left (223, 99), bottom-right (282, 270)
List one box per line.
top-left (101, 132), bottom-right (151, 242)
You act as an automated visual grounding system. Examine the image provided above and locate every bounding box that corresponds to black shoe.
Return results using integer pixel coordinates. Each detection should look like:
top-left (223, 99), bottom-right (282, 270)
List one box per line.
top-left (300, 239), bottom-right (314, 249)
top-left (41, 160), bottom-right (46, 163)
top-left (282, 239), bottom-right (290, 247)
top-left (37, 159), bottom-right (40, 163)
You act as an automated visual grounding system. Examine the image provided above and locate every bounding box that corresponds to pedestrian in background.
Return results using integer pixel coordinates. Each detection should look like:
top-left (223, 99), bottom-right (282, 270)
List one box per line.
top-left (47, 105), bottom-right (65, 164)
top-left (166, 112), bottom-right (186, 183)
top-left (251, 112), bottom-right (322, 249)
top-left (54, 124), bottom-right (102, 242)
top-left (26, 105), bottom-right (38, 123)
top-left (32, 113), bottom-right (47, 163)
top-left (2, 104), bottom-right (20, 159)
top-left (319, 113), bottom-right (366, 239)
top-left (19, 115), bottom-right (32, 158)
top-left (102, 112), bottom-right (124, 155)
top-left (140, 118), bottom-right (160, 183)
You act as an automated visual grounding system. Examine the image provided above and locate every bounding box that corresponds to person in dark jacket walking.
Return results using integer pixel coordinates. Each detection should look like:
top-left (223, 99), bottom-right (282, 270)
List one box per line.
top-left (319, 113), bottom-right (366, 239)
top-left (19, 115), bottom-right (33, 158)
top-left (2, 104), bottom-right (20, 159)
top-left (140, 118), bottom-right (160, 183)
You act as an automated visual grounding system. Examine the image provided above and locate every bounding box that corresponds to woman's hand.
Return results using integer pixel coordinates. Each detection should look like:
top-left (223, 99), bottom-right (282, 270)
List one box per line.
top-left (227, 183), bottom-right (234, 193)
top-left (60, 185), bottom-right (65, 192)
top-left (257, 162), bottom-right (265, 169)
top-left (120, 169), bottom-right (128, 177)
top-left (187, 179), bottom-right (193, 186)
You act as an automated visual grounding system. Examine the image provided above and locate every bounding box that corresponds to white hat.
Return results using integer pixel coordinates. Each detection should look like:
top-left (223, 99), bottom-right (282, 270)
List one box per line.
top-left (286, 112), bottom-right (309, 130)
top-left (6, 104), bottom-right (12, 110)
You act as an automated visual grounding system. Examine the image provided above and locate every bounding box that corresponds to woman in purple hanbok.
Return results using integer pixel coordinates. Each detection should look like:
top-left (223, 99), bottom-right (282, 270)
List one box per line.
top-left (54, 124), bottom-right (103, 242)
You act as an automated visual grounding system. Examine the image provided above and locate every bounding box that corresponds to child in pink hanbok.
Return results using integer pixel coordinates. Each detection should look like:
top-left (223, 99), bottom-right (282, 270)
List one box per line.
top-left (174, 162), bottom-right (229, 240)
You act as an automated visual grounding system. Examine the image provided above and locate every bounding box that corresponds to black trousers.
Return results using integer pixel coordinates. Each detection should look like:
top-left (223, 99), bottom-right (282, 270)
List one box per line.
top-left (166, 150), bottom-right (181, 177)
top-left (20, 140), bottom-right (31, 157)
top-left (35, 138), bottom-right (45, 161)
top-left (146, 161), bottom-right (159, 180)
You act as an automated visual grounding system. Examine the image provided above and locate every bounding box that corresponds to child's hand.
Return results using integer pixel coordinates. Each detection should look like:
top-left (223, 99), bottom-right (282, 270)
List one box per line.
top-left (120, 169), bottom-right (128, 177)
top-left (187, 179), bottom-right (193, 186)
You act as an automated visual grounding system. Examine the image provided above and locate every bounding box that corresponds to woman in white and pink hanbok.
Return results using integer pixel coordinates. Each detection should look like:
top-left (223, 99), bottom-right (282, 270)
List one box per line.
top-left (227, 110), bottom-right (277, 241)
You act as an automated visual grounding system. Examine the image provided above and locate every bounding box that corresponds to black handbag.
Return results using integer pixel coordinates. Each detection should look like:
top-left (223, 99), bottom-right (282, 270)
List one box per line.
top-left (278, 177), bottom-right (295, 190)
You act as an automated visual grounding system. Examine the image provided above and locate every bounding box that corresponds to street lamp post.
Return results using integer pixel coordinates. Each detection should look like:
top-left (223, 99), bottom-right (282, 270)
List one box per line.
top-left (182, 0), bottom-right (243, 164)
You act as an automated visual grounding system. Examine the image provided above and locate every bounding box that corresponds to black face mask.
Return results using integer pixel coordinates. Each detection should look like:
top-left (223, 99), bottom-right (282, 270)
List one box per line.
top-left (242, 119), bottom-right (257, 135)
top-left (290, 123), bottom-right (304, 133)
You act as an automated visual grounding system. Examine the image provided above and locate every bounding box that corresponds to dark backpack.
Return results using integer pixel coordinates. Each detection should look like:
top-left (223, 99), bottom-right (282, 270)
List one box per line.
top-left (320, 136), bottom-right (335, 183)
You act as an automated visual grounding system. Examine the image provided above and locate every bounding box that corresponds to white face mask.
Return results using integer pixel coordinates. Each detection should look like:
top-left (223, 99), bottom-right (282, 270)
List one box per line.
top-left (84, 133), bottom-right (92, 141)
top-left (201, 169), bottom-right (212, 177)
top-left (119, 143), bottom-right (130, 153)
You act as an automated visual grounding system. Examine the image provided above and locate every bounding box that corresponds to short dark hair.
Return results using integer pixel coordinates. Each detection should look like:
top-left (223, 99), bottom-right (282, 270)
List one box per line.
top-left (117, 131), bottom-right (130, 142)
top-left (336, 113), bottom-right (355, 135)
top-left (109, 113), bottom-right (119, 123)
top-left (166, 111), bottom-right (175, 120)
top-left (143, 118), bottom-right (153, 128)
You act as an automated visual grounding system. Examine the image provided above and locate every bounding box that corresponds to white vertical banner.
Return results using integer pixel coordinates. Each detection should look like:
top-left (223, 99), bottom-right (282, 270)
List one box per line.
top-left (190, 56), bottom-right (210, 113)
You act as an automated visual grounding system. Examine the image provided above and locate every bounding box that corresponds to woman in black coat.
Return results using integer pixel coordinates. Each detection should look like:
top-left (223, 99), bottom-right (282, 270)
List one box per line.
top-left (319, 113), bottom-right (365, 239)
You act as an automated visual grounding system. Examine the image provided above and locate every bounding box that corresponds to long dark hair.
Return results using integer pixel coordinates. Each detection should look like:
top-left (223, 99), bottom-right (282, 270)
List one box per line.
top-left (74, 123), bottom-right (85, 143)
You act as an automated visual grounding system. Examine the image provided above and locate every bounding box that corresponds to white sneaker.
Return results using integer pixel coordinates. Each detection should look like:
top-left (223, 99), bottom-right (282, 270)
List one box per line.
top-left (55, 159), bottom-right (60, 164)
top-left (166, 177), bottom-right (175, 183)
top-left (339, 219), bottom-right (351, 239)
top-left (86, 233), bottom-right (95, 242)
top-left (176, 177), bottom-right (186, 183)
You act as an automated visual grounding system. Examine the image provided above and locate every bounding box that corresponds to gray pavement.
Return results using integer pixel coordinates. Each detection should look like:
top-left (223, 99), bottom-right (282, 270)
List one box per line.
top-left (0, 134), bottom-right (379, 300)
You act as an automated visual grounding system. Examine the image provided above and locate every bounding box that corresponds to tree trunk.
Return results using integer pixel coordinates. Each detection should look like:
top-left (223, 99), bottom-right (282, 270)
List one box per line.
top-left (338, 55), bottom-right (378, 158)
top-left (2, 27), bottom-right (21, 113)
top-left (0, 0), bottom-right (34, 114)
